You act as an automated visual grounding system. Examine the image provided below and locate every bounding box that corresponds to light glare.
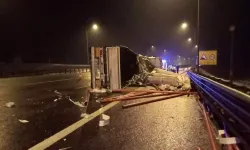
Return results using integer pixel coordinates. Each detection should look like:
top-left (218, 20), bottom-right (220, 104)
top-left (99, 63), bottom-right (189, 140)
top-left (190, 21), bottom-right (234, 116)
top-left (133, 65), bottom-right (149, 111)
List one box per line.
top-left (92, 24), bottom-right (98, 30)
top-left (181, 23), bottom-right (188, 29)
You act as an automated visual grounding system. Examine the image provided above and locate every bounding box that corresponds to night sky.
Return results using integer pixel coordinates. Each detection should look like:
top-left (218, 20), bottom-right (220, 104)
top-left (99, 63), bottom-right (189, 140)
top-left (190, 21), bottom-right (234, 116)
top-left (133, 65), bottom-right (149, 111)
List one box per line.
top-left (1, 0), bottom-right (250, 78)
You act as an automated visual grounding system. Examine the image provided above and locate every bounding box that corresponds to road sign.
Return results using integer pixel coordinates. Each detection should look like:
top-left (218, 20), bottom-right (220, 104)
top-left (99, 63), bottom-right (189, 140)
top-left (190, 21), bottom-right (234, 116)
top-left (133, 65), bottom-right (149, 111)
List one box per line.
top-left (199, 50), bottom-right (217, 65)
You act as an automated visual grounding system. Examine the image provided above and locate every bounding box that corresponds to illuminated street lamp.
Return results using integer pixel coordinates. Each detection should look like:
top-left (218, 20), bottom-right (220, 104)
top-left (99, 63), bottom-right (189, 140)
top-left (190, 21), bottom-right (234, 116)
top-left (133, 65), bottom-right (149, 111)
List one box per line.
top-left (92, 24), bottom-right (98, 30)
top-left (163, 49), bottom-right (167, 58)
top-left (195, 45), bottom-right (198, 48)
top-left (181, 22), bottom-right (188, 30)
top-left (176, 1), bottom-right (200, 71)
top-left (86, 23), bottom-right (99, 63)
top-left (149, 45), bottom-right (156, 56)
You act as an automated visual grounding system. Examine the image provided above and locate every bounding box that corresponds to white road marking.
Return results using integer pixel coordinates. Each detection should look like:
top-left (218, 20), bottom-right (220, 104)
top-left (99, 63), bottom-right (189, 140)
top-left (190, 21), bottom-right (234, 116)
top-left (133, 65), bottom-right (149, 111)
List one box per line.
top-left (28, 101), bottom-right (120, 150)
top-left (24, 73), bottom-right (90, 86)
top-left (24, 78), bottom-right (78, 86)
top-left (75, 86), bottom-right (87, 90)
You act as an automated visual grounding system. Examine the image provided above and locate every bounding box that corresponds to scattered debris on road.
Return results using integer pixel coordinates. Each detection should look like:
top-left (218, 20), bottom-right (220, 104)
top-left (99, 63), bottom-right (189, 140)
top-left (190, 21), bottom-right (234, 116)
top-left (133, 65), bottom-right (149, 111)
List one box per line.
top-left (101, 92), bottom-right (148, 103)
top-left (99, 114), bottom-right (110, 127)
top-left (91, 88), bottom-right (107, 93)
top-left (101, 92), bottom-right (180, 103)
top-left (63, 138), bottom-right (67, 141)
top-left (54, 90), bottom-right (61, 95)
top-left (68, 96), bottom-right (84, 108)
top-left (80, 113), bottom-right (89, 118)
top-left (122, 93), bottom-right (186, 109)
top-left (59, 147), bottom-right (72, 150)
top-left (18, 119), bottom-right (29, 123)
top-left (110, 89), bottom-right (195, 94)
top-left (54, 99), bottom-right (58, 102)
top-left (54, 90), bottom-right (63, 100)
top-left (5, 102), bottom-right (15, 108)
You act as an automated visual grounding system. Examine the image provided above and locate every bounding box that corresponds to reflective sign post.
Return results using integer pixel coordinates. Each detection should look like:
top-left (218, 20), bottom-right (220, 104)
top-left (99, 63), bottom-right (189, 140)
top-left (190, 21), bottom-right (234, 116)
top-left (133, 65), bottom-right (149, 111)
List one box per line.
top-left (199, 50), bottom-right (217, 65)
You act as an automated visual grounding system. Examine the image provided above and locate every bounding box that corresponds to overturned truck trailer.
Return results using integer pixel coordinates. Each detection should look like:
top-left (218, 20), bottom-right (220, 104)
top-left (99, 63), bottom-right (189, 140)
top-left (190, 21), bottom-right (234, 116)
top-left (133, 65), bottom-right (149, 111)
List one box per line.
top-left (90, 46), bottom-right (139, 90)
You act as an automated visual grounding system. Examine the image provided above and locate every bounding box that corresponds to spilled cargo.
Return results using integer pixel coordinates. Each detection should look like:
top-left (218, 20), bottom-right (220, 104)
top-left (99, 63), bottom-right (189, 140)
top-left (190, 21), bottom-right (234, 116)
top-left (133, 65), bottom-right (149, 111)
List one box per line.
top-left (90, 46), bottom-right (191, 91)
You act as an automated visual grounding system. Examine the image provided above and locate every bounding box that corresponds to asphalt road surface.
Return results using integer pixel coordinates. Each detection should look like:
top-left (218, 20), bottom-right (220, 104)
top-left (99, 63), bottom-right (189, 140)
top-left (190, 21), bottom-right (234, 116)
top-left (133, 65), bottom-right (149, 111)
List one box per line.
top-left (48, 92), bottom-right (212, 150)
top-left (0, 74), bottom-right (212, 150)
top-left (0, 73), bottom-right (91, 150)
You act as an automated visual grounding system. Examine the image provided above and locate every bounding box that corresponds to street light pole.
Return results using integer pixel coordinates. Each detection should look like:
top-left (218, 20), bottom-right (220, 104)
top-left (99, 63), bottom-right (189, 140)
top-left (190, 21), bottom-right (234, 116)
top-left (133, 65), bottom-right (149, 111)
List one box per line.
top-left (197, 0), bottom-right (200, 73)
top-left (150, 45), bottom-right (156, 56)
top-left (85, 23), bottom-right (99, 64)
top-left (86, 30), bottom-right (89, 64)
top-left (229, 25), bottom-right (236, 84)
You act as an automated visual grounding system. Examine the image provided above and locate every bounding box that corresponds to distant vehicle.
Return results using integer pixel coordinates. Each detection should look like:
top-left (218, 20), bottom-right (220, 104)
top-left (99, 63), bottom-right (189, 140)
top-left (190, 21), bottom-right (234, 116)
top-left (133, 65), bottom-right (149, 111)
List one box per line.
top-left (177, 65), bottom-right (191, 74)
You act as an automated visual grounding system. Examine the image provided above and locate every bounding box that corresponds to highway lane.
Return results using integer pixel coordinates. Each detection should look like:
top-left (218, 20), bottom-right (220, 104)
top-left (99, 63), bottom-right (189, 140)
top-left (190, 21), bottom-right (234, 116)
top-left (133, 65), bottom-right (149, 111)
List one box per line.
top-left (49, 94), bottom-right (212, 150)
top-left (0, 73), bottom-right (91, 150)
top-left (1, 73), bottom-right (213, 150)
top-left (0, 73), bottom-right (84, 86)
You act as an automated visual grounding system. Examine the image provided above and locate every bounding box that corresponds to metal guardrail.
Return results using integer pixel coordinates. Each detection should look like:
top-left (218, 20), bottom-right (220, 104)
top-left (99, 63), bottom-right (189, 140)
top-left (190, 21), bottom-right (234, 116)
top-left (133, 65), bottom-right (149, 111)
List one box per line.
top-left (188, 72), bottom-right (250, 149)
top-left (0, 63), bottom-right (90, 77)
top-left (198, 68), bottom-right (250, 94)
